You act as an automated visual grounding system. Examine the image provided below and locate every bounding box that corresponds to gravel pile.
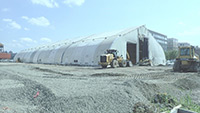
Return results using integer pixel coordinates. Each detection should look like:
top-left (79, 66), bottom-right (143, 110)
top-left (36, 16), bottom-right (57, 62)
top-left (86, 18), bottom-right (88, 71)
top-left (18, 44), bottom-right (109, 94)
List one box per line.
top-left (0, 63), bottom-right (200, 113)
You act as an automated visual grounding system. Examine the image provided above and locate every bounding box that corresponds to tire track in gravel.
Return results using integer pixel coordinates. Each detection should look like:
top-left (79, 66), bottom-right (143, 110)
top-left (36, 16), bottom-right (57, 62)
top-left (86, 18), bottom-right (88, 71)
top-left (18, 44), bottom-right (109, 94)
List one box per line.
top-left (32, 67), bottom-right (74, 76)
top-left (91, 71), bottom-right (190, 82)
top-left (126, 72), bottom-right (186, 80)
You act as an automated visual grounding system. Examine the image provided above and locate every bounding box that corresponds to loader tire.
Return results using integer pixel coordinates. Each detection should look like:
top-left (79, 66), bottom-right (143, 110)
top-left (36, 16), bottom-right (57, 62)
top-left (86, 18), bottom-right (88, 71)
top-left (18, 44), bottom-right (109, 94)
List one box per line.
top-left (119, 60), bottom-right (127, 67)
top-left (111, 60), bottom-right (118, 68)
top-left (198, 63), bottom-right (200, 72)
top-left (191, 62), bottom-right (198, 72)
top-left (193, 63), bottom-right (198, 72)
top-left (173, 60), bottom-right (180, 72)
top-left (198, 66), bottom-right (200, 72)
top-left (127, 61), bottom-right (133, 67)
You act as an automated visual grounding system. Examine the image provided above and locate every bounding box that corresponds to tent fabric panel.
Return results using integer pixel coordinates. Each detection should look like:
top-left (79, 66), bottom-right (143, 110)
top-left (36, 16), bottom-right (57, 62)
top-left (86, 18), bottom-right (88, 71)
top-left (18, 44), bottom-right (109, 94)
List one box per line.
top-left (53, 45), bottom-right (70, 64)
top-left (29, 51), bottom-right (37, 63)
top-left (37, 49), bottom-right (52, 64)
top-left (47, 46), bottom-right (62, 64)
top-left (109, 37), bottom-right (127, 59)
top-left (24, 52), bottom-right (34, 63)
top-left (33, 50), bottom-right (43, 63)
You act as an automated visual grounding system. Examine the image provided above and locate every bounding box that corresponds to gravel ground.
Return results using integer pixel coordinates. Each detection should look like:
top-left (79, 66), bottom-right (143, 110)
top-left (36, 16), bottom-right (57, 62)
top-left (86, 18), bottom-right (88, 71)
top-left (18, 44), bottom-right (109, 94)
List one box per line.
top-left (0, 63), bottom-right (200, 113)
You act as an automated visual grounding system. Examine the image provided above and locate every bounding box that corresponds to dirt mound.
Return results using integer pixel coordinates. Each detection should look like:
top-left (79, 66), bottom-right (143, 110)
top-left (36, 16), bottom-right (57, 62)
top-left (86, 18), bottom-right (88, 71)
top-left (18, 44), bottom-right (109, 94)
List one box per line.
top-left (173, 76), bottom-right (200, 90)
top-left (133, 80), bottom-right (160, 100)
top-left (0, 72), bottom-right (61, 113)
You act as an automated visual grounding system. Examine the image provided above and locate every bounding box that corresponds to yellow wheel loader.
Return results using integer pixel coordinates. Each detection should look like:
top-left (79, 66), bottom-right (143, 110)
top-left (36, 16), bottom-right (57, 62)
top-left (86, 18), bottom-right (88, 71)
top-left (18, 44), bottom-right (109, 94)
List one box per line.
top-left (99, 49), bottom-right (128, 68)
top-left (173, 46), bottom-right (200, 72)
top-left (139, 58), bottom-right (152, 66)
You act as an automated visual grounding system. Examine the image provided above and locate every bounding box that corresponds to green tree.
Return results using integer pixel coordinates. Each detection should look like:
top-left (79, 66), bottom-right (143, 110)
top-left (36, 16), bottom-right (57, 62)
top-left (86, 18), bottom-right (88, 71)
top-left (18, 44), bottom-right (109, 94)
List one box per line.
top-left (165, 50), bottom-right (178, 60)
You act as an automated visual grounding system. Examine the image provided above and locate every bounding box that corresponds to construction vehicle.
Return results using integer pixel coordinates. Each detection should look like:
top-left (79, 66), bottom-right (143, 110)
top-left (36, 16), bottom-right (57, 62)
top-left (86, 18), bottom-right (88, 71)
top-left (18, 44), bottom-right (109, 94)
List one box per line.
top-left (173, 46), bottom-right (200, 72)
top-left (139, 58), bottom-right (151, 66)
top-left (99, 49), bottom-right (129, 68)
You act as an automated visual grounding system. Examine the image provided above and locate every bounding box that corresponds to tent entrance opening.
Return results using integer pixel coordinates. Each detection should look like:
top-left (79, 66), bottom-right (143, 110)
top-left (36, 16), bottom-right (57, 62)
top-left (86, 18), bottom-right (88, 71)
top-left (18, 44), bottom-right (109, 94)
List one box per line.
top-left (127, 42), bottom-right (136, 64)
top-left (139, 38), bottom-right (149, 60)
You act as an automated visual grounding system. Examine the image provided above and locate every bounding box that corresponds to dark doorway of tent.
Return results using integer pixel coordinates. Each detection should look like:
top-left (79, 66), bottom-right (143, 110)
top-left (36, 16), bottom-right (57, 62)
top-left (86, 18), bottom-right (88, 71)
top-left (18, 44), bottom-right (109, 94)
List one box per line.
top-left (139, 37), bottom-right (149, 61)
top-left (127, 42), bottom-right (137, 64)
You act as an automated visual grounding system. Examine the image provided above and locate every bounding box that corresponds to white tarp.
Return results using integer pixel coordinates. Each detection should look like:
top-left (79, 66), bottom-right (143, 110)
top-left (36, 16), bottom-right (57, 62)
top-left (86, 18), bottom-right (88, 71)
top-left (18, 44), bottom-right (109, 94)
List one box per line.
top-left (14, 25), bottom-right (166, 66)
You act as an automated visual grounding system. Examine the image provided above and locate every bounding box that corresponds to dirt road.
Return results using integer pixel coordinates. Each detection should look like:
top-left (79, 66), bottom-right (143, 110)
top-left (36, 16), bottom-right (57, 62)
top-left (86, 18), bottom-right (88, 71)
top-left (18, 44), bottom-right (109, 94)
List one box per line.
top-left (0, 63), bottom-right (200, 113)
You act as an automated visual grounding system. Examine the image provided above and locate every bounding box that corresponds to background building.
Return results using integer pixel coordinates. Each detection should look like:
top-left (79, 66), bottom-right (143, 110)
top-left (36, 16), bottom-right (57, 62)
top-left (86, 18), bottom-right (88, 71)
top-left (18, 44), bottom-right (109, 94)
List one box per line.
top-left (0, 42), bottom-right (12, 60)
top-left (167, 38), bottom-right (178, 51)
top-left (178, 42), bottom-right (190, 47)
top-left (0, 43), bottom-right (4, 53)
top-left (148, 30), bottom-right (168, 51)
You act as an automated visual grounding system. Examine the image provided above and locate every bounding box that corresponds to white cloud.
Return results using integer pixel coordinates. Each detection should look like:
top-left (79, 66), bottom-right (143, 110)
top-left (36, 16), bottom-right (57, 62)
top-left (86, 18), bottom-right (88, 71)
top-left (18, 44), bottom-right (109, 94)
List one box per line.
top-left (10, 22), bottom-right (22, 29)
top-left (29, 17), bottom-right (50, 27)
top-left (31, 0), bottom-right (59, 8)
top-left (12, 40), bottom-right (17, 42)
top-left (22, 16), bottom-right (50, 27)
top-left (178, 22), bottom-right (186, 26)
top-left (1, 8), bottom-right (9, 12)
top-left (177, 27), bottom-right (200, 36)
top-left (40, 37), bottom-right (52, 42)
top-left (5, 42), bottom-right (24, 52)
top-left (3, 18), bottom-right (21, 29)
top-left (20, 38), bottom-right (37, 44)
top-left (2, 18), bottom-right (12, 22)
top-left (63, 0), bottom-right (85, 6)
top-left (24, 27), bottom-right (30, 31)
top-left (22, 16), bottom-right (29, 20)
top-left (20, 37), bottom-right (34, 42)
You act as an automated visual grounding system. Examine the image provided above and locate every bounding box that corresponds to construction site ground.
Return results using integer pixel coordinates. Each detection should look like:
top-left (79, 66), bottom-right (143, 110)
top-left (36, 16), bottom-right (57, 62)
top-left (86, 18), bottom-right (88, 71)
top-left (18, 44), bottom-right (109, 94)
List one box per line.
top-left (0, 63), bottom-right (200, 113)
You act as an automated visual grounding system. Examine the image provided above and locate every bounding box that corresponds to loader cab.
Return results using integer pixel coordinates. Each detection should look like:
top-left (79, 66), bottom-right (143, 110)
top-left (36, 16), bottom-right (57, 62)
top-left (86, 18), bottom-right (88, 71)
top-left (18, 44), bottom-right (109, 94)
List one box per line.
top-left (180, 48), bottom-right (190, 56)
top-left (178, 46), bottom-right (195, 59)
top-left (106, 49), bottom-right (118, 58)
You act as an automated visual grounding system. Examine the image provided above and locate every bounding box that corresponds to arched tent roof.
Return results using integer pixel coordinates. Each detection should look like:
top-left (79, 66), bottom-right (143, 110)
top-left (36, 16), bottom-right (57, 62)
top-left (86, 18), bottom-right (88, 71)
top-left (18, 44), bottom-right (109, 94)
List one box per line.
top-left (14, 25), bottom-right (166, 66)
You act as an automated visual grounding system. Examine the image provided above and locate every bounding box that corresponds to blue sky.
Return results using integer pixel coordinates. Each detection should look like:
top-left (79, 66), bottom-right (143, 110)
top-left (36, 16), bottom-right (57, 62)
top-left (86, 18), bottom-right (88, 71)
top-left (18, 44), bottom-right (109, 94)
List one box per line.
top-left (0, 0), bottom-right (200, 52)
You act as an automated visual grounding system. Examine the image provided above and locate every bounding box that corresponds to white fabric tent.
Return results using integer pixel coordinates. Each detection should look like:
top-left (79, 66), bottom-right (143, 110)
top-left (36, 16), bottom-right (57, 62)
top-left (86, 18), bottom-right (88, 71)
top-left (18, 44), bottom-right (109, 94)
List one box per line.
top-left (14, 25), bottom-right (166, 66)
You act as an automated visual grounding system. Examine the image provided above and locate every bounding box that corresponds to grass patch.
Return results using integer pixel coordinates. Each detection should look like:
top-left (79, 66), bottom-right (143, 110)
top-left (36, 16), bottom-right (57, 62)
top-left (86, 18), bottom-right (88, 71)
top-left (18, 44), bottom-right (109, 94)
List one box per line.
top-left (180, 94), bottom-right (200, 112)
top-left (151, 93), bottom-right (200, 113)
